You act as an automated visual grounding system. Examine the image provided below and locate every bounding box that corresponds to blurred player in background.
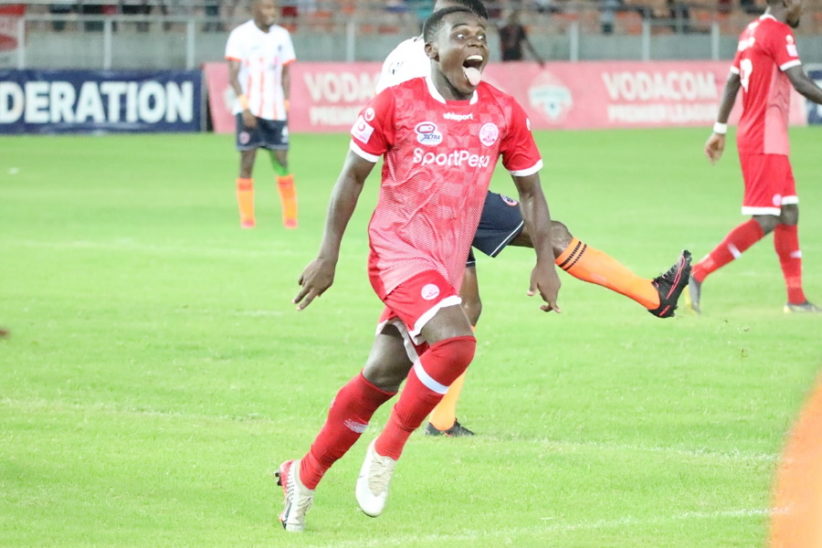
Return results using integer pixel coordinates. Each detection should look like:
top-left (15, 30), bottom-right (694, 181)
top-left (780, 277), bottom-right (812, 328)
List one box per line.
top-left (225, 0), bottom-right (297, 229)
top-left (276, 7), bottom-right (560, 532)
top-left (691, 0), bottom-right (822, 313)
top-left (380, 0), bottom-right (692, 437)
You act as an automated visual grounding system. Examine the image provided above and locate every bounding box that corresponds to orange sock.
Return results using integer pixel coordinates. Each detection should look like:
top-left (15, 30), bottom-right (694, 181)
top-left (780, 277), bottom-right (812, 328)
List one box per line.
top-left (277, 174), bottom-right (298, 229)
top-left (556, 238), bottom-right (659, 309)
top-left (236, 177), bottom-right (254, 228)
top-left (429, 371), bottom-right (467, 431)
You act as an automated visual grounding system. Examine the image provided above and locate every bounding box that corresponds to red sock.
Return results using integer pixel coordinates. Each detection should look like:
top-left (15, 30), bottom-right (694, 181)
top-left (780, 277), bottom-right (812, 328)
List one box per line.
top-left (774, 224), bottom-right (806, 305)
top-left (692, 219), bottom-right (765, 282)
top-left (375, 336), bottom-right (476, 460)
top-left (299, 373), bottom-right (395, 489)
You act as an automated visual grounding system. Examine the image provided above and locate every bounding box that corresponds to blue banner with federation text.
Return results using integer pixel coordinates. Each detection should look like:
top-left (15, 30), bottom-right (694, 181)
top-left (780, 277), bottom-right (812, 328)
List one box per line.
top-left (808, 69), bottom-right (822, 125)
top-left (0, 69), bottom-right (203, 134)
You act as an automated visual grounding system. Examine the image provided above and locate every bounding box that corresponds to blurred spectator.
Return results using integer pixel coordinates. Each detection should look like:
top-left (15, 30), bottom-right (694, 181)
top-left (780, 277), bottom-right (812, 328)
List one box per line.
top-left (120, 0), bottom-right (151, 31)
top-left (497, 9), bottom-right (544, 65)
top-left (600, 0), bottom-right (621, 33)
top-left (667, 0), bottom-right (691, 33)
top-left (49, 0), bottom-right (75, 31)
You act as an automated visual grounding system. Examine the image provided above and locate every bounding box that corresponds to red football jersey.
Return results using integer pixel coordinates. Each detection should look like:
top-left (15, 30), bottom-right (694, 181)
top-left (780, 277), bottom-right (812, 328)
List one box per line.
top-left (349, 76), bottom-right (543, 298)
top-left (730, 14), bottom-right (801, 155)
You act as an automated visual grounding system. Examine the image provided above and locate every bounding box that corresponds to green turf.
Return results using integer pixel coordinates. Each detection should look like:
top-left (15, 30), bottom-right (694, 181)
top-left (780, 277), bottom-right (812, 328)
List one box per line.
top-left (1, 128), bottom-right (820, 547)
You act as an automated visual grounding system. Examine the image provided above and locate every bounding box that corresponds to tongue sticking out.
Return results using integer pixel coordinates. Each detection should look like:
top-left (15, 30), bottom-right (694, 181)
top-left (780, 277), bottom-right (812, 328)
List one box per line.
top-left (464, 67), bottom-right (482, 87)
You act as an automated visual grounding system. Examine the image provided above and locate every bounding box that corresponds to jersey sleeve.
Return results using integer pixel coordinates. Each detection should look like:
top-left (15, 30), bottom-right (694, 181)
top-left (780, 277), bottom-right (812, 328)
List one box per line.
top-left (730, 48), bottom-right (742, 75)
top-left (225, 28), bottom-right (244, 62)
top-left (768, 26), bottom-right (801, 71)
top-left (499, 99), bottom-right (543, 176)
top-left (349, 90), bottom-right (396, 163)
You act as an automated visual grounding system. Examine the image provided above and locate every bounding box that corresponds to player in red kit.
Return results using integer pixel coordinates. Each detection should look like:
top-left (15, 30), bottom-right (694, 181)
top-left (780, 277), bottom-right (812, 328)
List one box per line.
top-left (274, 7), bottom-right (560, 532)
top-left (690, 0), bottom-right (822, 313)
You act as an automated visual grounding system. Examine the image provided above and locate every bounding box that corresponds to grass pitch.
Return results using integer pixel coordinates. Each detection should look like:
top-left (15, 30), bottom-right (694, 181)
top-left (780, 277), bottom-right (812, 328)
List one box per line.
top-left (1, 128), bottom-right (821, 547)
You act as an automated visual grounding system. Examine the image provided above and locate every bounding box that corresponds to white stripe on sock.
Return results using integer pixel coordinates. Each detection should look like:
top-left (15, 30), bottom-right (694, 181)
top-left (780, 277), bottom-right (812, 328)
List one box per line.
top-left (727, 243), bottom-right (741, 259)
top-left (412, 360), bottom-right (448, 395)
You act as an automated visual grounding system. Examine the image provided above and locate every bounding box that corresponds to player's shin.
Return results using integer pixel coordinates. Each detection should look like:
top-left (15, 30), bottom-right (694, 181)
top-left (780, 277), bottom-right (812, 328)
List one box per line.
top-left (774, 224), bottom-right (806, 305)
top-left (235, 177), bottom-right (255, 228)
top-left (277, 174), bottom-right (298, 229)
top-left (299, 373), bottom-right (395, 490)
top-left (556, 238), bottom-right (659, 309)
top-left (375, 336), bottom-right (476, 459)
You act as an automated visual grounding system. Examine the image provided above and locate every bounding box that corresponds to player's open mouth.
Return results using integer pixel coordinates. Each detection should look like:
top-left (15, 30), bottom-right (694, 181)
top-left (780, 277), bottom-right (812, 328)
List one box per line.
top-left (463, 55), bottom-right (484, 86)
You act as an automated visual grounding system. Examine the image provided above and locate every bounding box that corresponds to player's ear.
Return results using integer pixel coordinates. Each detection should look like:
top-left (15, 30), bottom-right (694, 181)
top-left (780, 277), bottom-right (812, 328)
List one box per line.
top-left (424, 42), bottom-right (439, 61)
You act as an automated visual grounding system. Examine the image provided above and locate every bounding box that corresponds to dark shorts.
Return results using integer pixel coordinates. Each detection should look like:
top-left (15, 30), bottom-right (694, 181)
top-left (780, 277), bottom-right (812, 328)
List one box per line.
top-left (466, 191), bottom-right (524, 267)
top-left (235, 114), bottom-right (289, 151)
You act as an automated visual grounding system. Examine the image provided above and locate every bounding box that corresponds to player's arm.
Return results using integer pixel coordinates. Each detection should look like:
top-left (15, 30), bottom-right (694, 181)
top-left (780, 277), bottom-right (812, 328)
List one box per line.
top-left (785, 66), bottom-right (822, 105)
top-left (704, 71), bottom-right (740, 164)
top-left (228, 59), bottom-right (255, 128)
top-left (293, 152), bottom-right (376, 310)
top-left (282, 62), bottom-right (292, 115)
top-left (512, 173), bottom-right (561, 313)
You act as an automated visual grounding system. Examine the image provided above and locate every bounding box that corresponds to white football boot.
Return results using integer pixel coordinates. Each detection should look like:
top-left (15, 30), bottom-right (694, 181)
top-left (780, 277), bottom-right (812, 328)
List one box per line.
top-left (275, 459), bottom-right (315, 532)
top-left (355, 440), bottom-right (397, 517)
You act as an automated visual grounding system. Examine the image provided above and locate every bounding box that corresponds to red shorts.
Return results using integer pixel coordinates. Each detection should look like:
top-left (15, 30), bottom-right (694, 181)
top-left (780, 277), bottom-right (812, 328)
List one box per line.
top-left (739, 153), bottom-right (798, 215)
top-left (374, 270), bottom-right (461, 354)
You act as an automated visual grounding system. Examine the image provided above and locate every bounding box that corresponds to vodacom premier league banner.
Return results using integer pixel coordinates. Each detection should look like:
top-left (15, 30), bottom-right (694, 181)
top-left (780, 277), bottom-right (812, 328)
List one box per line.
top-left (0, 70), bottom-right (204, 134)
top-left (204, 60), bottom-right (808, 134)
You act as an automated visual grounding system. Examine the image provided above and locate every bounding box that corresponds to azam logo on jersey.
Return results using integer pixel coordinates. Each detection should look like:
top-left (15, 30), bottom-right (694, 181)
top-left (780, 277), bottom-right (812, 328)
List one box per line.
top-left (351, 115), bottom-right (375, 143)
top-left (786, 35), bottom-right (798, 57)
top-left (415, 121), bottom-right (443, 146)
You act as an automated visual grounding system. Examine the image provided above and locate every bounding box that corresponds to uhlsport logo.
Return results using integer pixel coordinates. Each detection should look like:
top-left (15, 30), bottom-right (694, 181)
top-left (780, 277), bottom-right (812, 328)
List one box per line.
top-left (415, 121), bottom-right (443, 146)
top-left (443, 112), bottom-right (473, 121)
top-left (421, 283), bottom-right (440, 301)
top-left (479, 122), bottom-right (499, 146)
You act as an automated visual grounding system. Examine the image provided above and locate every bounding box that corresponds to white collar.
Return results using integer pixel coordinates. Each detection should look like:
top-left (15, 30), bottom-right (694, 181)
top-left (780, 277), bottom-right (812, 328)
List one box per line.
top-left (759, 13), bottom-right (778, 22)
top-left (425, 74), bottom-right (478, 105)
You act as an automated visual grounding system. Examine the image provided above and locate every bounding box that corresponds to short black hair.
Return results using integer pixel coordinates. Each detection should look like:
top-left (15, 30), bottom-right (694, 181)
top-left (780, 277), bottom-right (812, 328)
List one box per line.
top-left (423, 6), bottom-right (475, 42)
top-left (446, 0), bottom-right (488, 20)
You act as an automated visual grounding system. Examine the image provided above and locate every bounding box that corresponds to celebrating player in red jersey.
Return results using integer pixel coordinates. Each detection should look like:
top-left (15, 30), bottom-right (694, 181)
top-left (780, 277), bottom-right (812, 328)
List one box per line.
top-left (690, 0), bottom-right (822, 313)
top-left (274, 7), bottom-right (559, 532)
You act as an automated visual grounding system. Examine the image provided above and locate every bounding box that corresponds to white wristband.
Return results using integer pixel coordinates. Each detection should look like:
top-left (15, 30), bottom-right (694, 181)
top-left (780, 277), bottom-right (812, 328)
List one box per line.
top-left (713, 122), bottom-right (728, 135)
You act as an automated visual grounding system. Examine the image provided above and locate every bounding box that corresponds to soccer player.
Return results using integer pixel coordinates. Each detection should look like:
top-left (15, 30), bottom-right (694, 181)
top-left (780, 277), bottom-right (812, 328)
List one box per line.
top-left (225, 0), bottom-right (297, 229)
top-left (380, 0), bottom-right (693, 437)
top-left (276, 7), bottom-right (560, 532)
top-left (690, 0), bottom-right (822, 314)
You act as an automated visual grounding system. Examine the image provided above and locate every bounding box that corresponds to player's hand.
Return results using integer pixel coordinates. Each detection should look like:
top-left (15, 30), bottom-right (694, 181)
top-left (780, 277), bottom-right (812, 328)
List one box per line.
top-left (242, 110), bottom-right (257, 129)
top-left (527, 261), bottom-right (561, 313)
top-left (293, 257), bottom-right (336, 310)
top-left (704, 133), bottom-right (725, 164)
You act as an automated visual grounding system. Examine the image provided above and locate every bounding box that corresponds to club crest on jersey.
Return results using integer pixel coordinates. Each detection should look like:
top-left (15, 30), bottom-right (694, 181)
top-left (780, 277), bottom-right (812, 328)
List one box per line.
top-left (351, 115), bottom-right (375, 143)
top-left (421, 283), bottom-right (440, 301)
top-left (479, 122), bottom-right (499, 147)
top-left (415, 121), bottom-right (443, 146)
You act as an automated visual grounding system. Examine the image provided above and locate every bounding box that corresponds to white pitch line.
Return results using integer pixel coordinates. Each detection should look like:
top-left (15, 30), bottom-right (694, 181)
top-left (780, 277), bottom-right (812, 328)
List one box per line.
top-left (308, 508), bottom-right (777, 548)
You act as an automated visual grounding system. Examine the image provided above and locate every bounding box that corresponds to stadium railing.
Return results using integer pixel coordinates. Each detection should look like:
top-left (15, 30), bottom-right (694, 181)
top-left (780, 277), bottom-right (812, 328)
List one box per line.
top-left (2, 0), bottom-right (822, 69)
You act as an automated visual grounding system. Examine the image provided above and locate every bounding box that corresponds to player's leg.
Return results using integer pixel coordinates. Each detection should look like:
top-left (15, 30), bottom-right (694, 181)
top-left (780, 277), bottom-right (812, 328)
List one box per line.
top-left (480, 192), bottom-right (690, 317)
top-left (773, 168), bottom-right (818, 312)
top-left (357, 272), bottom-right (476, 516)
top-left (277, 326), bottom-right (408, 532)
top-left (426, 261), bottom-right (478, 437)
top-left (268, 121), bottom-right (298, 228)
top-left (689, 153), bottom-right (779, 312)
top-left (236, 150), bottom-right (256, 228)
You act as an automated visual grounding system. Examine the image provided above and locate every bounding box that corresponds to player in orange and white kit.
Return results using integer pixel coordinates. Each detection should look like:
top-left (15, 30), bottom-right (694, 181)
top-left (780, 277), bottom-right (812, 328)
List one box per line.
top-left (690, 0), bottom-right (822, 313)
top-left (380, 0), bottom-right (692, 438)
top-left (225, 0), bottom-right (297, 229)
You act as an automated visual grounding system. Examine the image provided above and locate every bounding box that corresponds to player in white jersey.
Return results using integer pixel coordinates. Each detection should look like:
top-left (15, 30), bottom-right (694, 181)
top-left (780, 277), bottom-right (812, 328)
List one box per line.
top-left (225, 0), bottom-right (298, 229)
top-left (378, 0), bottom-right (692, 438)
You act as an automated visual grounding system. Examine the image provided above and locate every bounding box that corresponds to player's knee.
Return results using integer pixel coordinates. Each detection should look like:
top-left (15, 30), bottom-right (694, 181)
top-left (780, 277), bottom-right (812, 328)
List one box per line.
top-left (550, 220), bottom-right (573, 254)
top-left (754, 214), bottom-right (779, 234)
top-left (428, 336), bottom-right (476, 385)
top-left (780, 205), bottom-right (799, 225)
top-left (363, 357), bottom-right (411, 392)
